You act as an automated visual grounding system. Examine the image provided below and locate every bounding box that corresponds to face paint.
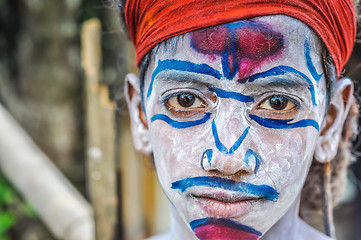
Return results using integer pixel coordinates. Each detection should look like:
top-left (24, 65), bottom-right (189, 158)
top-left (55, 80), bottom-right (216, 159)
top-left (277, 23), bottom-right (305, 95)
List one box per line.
top-left (147, 59), bottom-right (222, 98)
top-left (201, 149), bottom-right (213, 169)
top-left (151, 112), bottom-right (212, 129)
top-left (305, 38), bottom-right (323, 81)
top-left (190, 218), bottom-right (262, 240)
top-left (190, 21), bottom-right (284, 79)
top-left (244, 149), bottom-right (263, 175)
top-left (140, 15), bottom-right (328, 239)
top-left (171, 176), bottom-right (279, 202)
top-left (208, 87), bottom-right (254, 103)
top-left (249, 114), bottom-right (320, 131)
top-left (212, 121), bottom-right (250, 155)
top-left (244, 65), bottom-right (317, 106)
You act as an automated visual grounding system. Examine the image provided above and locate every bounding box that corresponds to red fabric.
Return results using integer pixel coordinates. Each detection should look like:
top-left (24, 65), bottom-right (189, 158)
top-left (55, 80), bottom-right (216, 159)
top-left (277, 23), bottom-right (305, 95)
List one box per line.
top-left (125, 0), bottom-right (356, 77)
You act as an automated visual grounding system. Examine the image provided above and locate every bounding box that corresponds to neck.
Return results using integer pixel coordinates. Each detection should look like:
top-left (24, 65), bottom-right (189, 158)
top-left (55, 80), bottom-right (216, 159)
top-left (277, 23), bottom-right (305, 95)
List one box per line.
top-left (169, 197), bottom-right (306, 240)
top-left (260, 197), bottom-right (302, 240)
top-left (170, 207), bottom-right (198, 240)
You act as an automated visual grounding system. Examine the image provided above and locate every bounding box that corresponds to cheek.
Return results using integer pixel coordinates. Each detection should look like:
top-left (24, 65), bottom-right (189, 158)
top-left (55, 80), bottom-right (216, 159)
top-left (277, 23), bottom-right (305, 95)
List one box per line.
top-left (252, 127), bottom-right (318, 193)
top-left (149, 123), bottom-right (212, 182)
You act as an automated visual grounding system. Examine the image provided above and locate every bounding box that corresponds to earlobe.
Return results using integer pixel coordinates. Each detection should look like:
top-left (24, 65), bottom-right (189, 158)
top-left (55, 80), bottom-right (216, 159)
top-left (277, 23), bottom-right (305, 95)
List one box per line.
top-left (315, 78), bottom-right (354, 163)
top-left (124, 73), bottom-right (152, 155)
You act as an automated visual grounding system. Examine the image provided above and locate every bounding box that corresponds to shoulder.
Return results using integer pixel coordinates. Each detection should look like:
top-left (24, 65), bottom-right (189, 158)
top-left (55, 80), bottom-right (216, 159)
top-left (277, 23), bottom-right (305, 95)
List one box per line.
top-left (298, 219), bottom-right (334, 240)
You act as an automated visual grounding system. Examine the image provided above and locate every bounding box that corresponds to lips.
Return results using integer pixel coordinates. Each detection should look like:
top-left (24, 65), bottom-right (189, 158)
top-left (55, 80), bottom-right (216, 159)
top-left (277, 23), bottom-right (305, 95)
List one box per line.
top-left (189, 189), bottom-right (263, 218)
top-left (171, 176), bottom-right (278, 218)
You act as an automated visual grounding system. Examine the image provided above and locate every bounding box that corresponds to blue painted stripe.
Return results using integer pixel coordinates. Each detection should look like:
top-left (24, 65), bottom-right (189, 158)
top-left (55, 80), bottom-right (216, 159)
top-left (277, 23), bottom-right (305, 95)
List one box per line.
top-left (212, 119), bottom-right (229, 154)
top-left (221, 38), bottom-right (238, 80)
top-left (228, 126), bottom-right (250, 154)
top-left (190, 218), bottom-right (262, 236)
top-left (151, 112), bottom-right (212, 129)
top-left (212, 120), bottom-right (250, 155)
top-left (249, 114), bottom-right (319, 131)
top-left (209, 87), bottom-right (254, 102)
top-left (225, 20), bottom-right (247, 30)
top-left (171, 176), bottom-right (279, 201)
top-left (244, 149), bottom-right (263, 175)
top-left (305, 38), bottom-right (323, 81)
top-left (147, 60), bottom-right (222, 98)
top-left (247, 65), bottom-right (317, 106)
top-left (202, 149), bottom-right (213, 168)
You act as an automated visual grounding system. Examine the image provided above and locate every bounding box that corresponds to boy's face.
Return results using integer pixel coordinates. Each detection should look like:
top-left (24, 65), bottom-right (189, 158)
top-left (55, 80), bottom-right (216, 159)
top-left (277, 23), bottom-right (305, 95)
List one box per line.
top-left (138, 16), bottom-right (327, 239)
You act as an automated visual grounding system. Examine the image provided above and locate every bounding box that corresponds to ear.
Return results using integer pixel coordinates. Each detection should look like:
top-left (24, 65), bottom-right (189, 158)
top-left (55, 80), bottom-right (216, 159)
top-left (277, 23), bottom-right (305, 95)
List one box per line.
top-left (124, 73), bottom-right (152, 155)
top-left (314, 78), bottom-right (354, 163)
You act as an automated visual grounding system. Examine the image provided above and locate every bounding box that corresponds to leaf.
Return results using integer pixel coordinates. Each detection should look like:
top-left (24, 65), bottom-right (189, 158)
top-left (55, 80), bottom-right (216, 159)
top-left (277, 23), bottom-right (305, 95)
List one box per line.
top-left (0, 212), bottom-right (15, 235)
top-left (0, 179), bottom-right (15, 204)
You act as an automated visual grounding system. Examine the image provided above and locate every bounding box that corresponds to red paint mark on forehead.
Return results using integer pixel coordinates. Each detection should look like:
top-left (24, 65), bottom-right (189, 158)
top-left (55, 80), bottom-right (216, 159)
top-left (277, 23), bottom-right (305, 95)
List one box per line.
top-left (236, 28), bottom-right (283, 59)
top-left (190, 21), bottom-right (284, 79)
top-left (190, 26), bottom-right (228, 53)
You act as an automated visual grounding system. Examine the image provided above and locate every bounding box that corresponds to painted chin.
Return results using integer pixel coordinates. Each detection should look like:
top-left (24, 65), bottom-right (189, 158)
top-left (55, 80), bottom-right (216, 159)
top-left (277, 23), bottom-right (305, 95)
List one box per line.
top-left (190, 218), bottom-right (262, 240)
top-left (194, 225), bottom-right (261, 240)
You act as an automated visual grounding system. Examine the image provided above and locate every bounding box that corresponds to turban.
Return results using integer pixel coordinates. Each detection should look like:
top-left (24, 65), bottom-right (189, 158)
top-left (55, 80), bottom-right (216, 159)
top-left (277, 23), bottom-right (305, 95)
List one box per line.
top-left (125, 0), bottom-right (356, 77)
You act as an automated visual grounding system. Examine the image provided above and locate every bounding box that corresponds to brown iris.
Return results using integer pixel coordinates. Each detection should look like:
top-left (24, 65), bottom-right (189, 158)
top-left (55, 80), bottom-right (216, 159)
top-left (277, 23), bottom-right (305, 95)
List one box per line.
top-left (268, 96), bottom-right (289, 110)
top-left (177, 93), bottom-right (196, 108)
top-left (253, 95), bottom-right (299, 119)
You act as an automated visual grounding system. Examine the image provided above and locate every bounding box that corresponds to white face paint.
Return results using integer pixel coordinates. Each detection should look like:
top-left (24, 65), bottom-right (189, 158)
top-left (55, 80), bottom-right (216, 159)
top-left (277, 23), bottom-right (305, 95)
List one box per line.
top-left (136, 15), bottom-right (329, 239)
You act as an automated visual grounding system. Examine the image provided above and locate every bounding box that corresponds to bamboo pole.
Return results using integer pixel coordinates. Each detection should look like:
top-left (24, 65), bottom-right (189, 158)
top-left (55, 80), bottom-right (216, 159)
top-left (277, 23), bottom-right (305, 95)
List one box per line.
top-left (81, 18), bottom-right (118, 240)
top-left (0, 104), bottom-right (95, 240)
top-left (118, 40), bottom-right (171, 239)
top-left (119, 118), bottom-right (145, 240)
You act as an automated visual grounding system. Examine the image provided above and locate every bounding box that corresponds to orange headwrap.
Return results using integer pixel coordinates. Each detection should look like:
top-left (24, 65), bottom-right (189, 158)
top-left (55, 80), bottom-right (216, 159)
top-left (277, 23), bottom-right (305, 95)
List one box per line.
top-left (125, 0), bottom-right (356, 77)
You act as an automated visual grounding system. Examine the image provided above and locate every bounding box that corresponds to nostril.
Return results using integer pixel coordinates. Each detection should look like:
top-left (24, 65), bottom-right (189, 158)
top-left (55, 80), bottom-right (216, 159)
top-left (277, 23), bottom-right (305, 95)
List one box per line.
top-left (201, 151), bottom-right (256, 176)
top-left (201, 149), bottom-right (213, 170)
top-left (231, 169), bottom-right (254, 178)
top-left (244, 149), bottom-right (263, 175)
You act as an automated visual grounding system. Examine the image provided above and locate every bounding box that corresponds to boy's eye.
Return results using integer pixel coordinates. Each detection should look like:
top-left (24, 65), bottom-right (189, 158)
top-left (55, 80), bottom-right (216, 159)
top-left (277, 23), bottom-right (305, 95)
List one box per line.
top-left (166, 93), bottom-right (206, 109)
top-left (258, 95), bottom-right (297, 111)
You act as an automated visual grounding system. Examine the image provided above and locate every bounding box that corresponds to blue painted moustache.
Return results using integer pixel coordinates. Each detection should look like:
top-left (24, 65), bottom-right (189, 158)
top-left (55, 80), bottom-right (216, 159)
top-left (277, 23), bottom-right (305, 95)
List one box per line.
top-left (171, 176), bottom-right (279, 202)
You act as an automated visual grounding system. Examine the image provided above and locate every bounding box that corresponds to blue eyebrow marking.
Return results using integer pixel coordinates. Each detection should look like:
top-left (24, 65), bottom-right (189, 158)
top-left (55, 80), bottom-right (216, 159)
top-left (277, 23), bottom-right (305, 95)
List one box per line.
top-left (201, 149), bottom-right (213, 169)
top-left (244, 149), bottom-right (263, 175)
top-left (171, 176), bottom-right (279, 202)
top-left (249, 114), bottom-right (319, 131)
top-left (151, 112), bottom-right (212, 129)
top-left (305, 38), bottom-right (323, 81)
top-left (246, 65), bottom-right (317, 106)
top-left (190, 218), bottom-right (263, 236)
top-left (212, 120), bottom-right (250, 155)
top-left (208, 87), bottom-right (254, 102)
top-left (147, 60), bottom-right (222, 98)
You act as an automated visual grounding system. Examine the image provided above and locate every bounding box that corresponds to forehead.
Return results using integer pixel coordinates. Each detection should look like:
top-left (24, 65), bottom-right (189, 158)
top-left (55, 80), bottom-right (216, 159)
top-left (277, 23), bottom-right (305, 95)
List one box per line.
top-left (149, 15), bottom-right (322, 79)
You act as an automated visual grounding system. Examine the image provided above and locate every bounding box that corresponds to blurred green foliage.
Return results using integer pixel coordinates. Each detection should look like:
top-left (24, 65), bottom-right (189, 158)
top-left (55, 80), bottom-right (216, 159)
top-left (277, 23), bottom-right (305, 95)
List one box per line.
top-left (0, 174), bottom-right (37, 240)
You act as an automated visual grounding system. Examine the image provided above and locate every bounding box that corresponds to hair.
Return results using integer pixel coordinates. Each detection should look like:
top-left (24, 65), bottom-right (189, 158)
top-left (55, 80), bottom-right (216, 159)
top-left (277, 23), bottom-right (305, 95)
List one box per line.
top-left (115, 0), bottom-right (360, 227)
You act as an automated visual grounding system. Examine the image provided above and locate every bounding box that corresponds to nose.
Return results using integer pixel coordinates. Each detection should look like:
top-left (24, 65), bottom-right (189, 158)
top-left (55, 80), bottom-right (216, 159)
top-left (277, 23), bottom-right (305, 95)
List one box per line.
top-left (201, 148), bottom-right (257, 175)
top-left (200, 115), bottom-right (259, 175)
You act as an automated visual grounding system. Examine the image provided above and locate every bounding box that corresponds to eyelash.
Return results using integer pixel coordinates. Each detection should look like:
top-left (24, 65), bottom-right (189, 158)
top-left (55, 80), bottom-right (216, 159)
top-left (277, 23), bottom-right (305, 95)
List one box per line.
top-left (253, 94), bottom-right (301, 119)
top-left (160, 89), bottom-right (301, 120)
top-left (161, 90), bottom-right (210, 117)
